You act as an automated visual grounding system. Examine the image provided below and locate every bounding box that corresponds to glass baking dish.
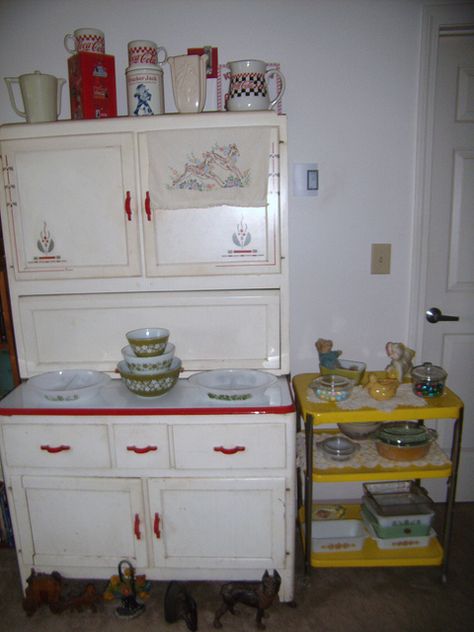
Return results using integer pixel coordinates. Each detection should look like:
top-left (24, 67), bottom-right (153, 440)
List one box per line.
top-left (362, 480), bottom-right (434, 516)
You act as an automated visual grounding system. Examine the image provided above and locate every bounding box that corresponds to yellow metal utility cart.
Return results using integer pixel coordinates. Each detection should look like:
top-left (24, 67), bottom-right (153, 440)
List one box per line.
top-left (292, 373), bottom-right (464, 582)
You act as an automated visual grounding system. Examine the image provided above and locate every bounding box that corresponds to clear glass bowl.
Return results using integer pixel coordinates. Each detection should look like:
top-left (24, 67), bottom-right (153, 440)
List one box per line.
top-left (338, 422), bottom-right (381, 440)
top-left (310, 375), bottom-right (354, 402)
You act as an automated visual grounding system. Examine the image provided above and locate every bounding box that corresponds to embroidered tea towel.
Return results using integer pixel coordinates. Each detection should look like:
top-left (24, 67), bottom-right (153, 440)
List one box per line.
top-left (147, 126), bottom-right (271, 209)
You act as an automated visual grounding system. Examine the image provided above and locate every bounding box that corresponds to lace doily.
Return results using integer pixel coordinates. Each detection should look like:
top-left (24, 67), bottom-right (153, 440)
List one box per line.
top-left (306, 383), bottom-right (428, 412)
top-left (296, 431), bottom-right (450, 471)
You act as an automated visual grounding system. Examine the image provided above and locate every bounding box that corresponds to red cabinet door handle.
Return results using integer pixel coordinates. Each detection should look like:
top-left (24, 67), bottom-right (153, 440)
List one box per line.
top-left (134, 513), bottom-right (141, 540)
top-left (125, 191), bottom-right (132, 221)
top-left (40, 444), bottom-right (71, 453)
top-left (154, 512), bottom-right (161, 539)
top-left (126, 445), bottom-right (158, 454)
top-left (213, 445), bottom-right (246, 455)
top-left (145, 191), bottom-right (151, 221)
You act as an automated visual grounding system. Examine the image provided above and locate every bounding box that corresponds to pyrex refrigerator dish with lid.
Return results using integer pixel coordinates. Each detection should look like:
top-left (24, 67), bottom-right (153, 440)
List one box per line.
top-left (311, 519), bottom-right (367, 552)
top-left (362, 515), bottom-right (435, 550)
top-left (318, 435), bottom-right (360, 461)
top-left (361, 499), bottom-right (434, 538)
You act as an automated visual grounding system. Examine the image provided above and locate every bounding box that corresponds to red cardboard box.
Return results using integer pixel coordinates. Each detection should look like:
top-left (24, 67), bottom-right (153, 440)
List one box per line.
top-left (68, 52), bottom-right (117, 119)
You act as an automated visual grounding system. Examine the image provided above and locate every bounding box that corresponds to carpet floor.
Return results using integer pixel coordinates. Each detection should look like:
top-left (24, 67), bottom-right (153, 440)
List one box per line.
top-left (0, 503), bottom-right (473, 632)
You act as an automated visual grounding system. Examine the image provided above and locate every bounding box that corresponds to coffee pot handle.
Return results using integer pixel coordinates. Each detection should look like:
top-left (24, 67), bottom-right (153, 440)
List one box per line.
top-left (4, 77), bottom-right (26, 119)
top-left (265, 68), bottom-right (285, 110)
top-left (64, 33), bottom-right (76, 54)
top-left (57, 78), bottom-right (66, 118)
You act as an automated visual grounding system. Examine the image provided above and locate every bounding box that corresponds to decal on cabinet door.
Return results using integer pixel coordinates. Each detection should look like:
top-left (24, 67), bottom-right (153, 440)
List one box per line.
top-left (29, 222), bottom-right (66, 265)
top-left (222, 216), bottom-right (262, 260)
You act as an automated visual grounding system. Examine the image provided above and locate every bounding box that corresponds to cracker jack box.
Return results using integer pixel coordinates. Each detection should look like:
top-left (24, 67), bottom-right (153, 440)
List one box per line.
top-left (68, 52), bottom-right (117, 119)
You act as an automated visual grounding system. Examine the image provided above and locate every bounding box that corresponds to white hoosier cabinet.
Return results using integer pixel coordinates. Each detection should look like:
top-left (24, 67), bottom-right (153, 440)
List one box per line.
top-left (0, 112), bottom-right (296, 601)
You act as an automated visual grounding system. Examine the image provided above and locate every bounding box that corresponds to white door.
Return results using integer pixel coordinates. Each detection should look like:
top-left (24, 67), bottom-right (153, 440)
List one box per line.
top-left (11, 476), bottom-right (147, 569)
top-left (147, 477), bottom-right (286, 569)
top-left (415, 8), bottom-right (474, 500)
top-left (1, 133), bottom-right (141, 279)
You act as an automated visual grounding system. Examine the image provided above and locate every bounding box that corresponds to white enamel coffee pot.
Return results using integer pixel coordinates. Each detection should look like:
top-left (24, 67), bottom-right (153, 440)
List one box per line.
top-left (5, 71), bottom-right (66, 123)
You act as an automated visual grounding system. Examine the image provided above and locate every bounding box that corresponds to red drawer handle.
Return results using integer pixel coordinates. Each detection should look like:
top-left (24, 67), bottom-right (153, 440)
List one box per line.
top-left (125, 191), bottom-right (132, 221)
top-left (213, 446), bottom-right (246, 455)
top-left (134, 513), bottom-right (141, 540)
top-left (40, 444), bottom-right (71, 453)
top-left (154, 512), bottom-right (161, 539)
top-left (145, 191), bottom-right (151, 221)
top-left (126, 445), bottom-right (158, 454)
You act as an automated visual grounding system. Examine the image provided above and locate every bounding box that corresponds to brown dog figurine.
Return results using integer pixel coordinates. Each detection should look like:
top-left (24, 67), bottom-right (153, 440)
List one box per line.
top-left (22, 569), bottom-right (63, 616)
top-left (213, 570), bottom-right (281, 630)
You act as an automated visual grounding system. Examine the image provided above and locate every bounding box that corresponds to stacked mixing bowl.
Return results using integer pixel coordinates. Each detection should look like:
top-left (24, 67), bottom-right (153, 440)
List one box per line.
top-left (117, 327), bottom-right (181, 397)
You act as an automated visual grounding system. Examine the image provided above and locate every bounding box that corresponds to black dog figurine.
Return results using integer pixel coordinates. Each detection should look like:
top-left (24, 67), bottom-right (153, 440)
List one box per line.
top-left (213, 570), bottom-right (281, 630)
top-left (164, 581), bottom-right (198, 632)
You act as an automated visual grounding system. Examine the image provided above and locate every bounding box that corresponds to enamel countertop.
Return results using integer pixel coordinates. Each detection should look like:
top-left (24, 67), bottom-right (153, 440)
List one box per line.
top-left (0, 375), bottom-right (295, 416)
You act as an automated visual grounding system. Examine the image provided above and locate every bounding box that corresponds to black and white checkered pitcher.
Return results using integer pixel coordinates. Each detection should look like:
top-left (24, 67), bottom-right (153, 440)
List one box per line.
top-left (225, 59), bottom-right (285, 112)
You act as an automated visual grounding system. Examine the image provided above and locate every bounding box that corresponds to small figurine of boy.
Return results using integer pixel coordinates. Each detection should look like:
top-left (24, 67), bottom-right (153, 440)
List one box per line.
top-left (315, 338), bottom-right (342, 369)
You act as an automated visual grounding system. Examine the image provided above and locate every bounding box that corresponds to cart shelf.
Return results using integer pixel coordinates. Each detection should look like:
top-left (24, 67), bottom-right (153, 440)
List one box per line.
top-left (298, 505), bottom-right (443, 568)
top-left (309, 429), bottom-right (452, 482)
top-left (292, 373), bottom-right (464, 580)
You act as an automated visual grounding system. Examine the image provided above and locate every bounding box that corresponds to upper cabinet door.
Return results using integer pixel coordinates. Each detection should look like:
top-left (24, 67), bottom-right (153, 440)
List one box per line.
top-left (138, 125), bottom-right (282, 277)
top-left (1, 133), bottom-right (141, 280)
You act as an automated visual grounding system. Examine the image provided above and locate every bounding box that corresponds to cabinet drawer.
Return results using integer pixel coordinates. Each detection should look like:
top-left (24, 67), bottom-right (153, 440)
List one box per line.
top-left (173, 423), bottom-right (286, 469)
top-left (2, 424), bottom-right (110, 468)
top-left (113, 425), bottom-right (170, 468)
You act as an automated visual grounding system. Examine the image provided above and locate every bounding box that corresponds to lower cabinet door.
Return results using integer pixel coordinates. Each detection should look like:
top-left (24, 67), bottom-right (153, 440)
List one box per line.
top-left (147, 477), bottom-right (286, 569)
top-left (11, 476), bottom-right (147, 569)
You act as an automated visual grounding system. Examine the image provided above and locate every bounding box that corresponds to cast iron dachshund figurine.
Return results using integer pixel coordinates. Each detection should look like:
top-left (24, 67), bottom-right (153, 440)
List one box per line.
top-left (213, 570), bottom-right (281, 630)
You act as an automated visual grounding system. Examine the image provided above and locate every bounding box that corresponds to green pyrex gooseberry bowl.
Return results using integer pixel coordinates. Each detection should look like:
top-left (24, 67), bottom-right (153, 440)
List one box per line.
top-left (117, 358), bottom-right (181, 397)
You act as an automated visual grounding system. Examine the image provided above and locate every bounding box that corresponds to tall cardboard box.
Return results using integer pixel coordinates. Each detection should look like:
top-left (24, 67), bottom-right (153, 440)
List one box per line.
top-left (68, 52), bottom-right (117, 119)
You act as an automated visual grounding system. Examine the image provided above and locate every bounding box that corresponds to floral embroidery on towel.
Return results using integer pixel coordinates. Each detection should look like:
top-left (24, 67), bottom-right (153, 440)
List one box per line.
top-left (147, 127), bottom-right (271, 209)
top-left (168, 143), bottom-right (250, 192)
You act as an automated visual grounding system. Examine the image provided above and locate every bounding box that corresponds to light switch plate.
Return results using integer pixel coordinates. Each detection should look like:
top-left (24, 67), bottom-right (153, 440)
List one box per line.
top-left (293, 163), bottom-right (319, 196)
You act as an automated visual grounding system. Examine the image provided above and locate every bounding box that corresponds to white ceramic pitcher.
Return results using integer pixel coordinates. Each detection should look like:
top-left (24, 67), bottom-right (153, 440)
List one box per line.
top-left (4, 71), bottom-right (66, 123)
top-left (225, 60), bottom-right (285, 112)
top-left (168, 54), bottom-right (207, 113)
